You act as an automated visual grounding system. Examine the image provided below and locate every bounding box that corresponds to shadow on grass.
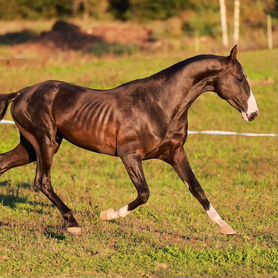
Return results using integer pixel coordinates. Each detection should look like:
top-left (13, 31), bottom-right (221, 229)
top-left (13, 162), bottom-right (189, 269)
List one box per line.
top-left (0, 221), bottom-right (67, 241)
top-left (0, 21), bottom-right (139, 56)
top-left (0, 180), bottom-right (10, 187)
top-left (0, 182), bottom-right (51, 213)
top-left (44, 228), bottom-right (66, 241)
top-left (0, 29), bottom-right (38, 46)
top-left (0, 180), bottom-right (32, 189)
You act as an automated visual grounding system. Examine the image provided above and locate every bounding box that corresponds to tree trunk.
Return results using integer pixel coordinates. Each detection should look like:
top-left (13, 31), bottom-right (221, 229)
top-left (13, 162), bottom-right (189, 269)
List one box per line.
top-left (267, 14), bottom-right (273, 49)
top-left (233, 0), bottom-right (240, 44)
top-left (219, 0), bottom-right (229, 47)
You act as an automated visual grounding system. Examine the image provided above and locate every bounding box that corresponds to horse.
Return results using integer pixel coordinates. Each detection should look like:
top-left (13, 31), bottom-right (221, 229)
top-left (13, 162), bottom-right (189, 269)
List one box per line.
top-left (0, 45), bottom-right (258, 236)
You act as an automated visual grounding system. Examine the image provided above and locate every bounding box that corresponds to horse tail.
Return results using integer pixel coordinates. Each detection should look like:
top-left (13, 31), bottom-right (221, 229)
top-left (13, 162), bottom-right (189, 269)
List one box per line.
top-left (0, 92), bottom-right (19, 121)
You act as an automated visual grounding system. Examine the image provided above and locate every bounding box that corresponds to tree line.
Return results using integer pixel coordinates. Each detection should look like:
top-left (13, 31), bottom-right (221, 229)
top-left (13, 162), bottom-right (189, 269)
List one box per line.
top-left (0, 0), bottom-right (276, 20)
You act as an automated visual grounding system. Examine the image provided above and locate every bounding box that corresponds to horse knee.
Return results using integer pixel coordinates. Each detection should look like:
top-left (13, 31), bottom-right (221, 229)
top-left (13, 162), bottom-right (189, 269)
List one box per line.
top-left (139, 190), bottom-right (150, 204)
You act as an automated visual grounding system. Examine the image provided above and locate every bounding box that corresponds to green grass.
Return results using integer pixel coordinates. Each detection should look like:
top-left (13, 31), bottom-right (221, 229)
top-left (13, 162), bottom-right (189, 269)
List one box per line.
top-left (0, 48), bottom-right (277, 277)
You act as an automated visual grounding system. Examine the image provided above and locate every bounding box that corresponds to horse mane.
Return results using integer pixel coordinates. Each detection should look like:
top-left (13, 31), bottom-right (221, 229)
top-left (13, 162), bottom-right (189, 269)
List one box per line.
top-left (150, 54), bottom-right (221, 79)
top-left (112, 55), bottom-right (222, 92)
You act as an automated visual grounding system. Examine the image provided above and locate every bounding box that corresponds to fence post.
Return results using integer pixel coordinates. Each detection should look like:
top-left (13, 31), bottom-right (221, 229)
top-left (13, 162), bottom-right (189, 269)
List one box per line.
top-left (233, 0), bottom-right (240, 44)
top-left (267, 14), bottom-right (273, 49)
top-left (219, 0), bottom-right (229, 47)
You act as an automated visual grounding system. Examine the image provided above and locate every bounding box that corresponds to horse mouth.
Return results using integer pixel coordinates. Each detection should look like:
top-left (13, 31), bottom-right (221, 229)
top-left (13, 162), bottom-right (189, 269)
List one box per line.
top-left (241, 111), bottom-right (249, 121)
top-left (241, 111), bottom-right (259, 122)
top-left (227, 99), bottom-right (258, 122)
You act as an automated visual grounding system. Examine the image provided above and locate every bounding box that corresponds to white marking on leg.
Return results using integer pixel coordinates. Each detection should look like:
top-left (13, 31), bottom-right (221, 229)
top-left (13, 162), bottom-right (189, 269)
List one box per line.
top-left (183, 181), bottom-right (189, 189)
top-left (100, 205), bottom-right (130, 220)
top-left (118, 205), bottom-right (130, 218)
top-left (206, 204), bottom-right (227, 228)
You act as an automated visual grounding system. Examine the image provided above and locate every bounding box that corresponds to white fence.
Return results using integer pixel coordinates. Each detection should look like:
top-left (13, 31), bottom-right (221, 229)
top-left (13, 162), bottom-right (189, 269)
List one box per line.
top-left (1, 119), bottom-right (276, 137)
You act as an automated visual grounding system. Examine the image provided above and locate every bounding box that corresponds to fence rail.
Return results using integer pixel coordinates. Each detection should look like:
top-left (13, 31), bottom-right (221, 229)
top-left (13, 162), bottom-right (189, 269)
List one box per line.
top-left (1, 119), bottom-right (276, 137)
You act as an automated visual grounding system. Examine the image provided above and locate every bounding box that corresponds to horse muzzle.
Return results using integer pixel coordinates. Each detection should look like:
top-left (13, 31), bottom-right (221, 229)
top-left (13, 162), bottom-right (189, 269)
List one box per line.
top-left (241, 110), bottom-right (259, 122)
top-left (241, 89), bottom-right (259, 122)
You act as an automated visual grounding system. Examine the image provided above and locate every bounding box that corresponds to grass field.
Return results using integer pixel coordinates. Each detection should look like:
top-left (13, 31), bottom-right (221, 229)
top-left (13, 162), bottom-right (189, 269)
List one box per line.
top-left (0, 48), bottom-right (277, 277)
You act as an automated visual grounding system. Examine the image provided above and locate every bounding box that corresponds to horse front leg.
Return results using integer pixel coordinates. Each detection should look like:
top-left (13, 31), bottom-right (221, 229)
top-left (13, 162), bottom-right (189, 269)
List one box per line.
top-left (100, 153), bottom-right (150, 220)
top-left (167, 147), bottom-right (236, 235)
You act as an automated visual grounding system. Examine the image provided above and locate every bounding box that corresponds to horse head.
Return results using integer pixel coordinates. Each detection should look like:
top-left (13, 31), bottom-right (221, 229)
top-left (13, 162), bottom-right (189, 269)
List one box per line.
top-left (214, 45), bottom-right (259, 121)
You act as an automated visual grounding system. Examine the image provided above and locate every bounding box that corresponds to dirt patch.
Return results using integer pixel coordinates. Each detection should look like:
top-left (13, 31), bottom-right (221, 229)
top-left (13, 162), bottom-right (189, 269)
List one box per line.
top-left (86, 24), bottom-right (157, 47)
top-left (3, 20), bottom-right (160, 56)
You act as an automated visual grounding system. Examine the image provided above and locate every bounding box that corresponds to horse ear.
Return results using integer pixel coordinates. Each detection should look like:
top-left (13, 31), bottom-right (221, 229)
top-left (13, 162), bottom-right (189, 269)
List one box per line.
top-left (229, 45), bottom-right (237, 61)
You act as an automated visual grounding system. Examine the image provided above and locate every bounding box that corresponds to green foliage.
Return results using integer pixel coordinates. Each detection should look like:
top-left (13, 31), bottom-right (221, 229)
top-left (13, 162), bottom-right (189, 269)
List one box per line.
top-left (0, 0), bottom-right (191, 21)
top-left (89, 41), bottom-right (138, 56)
top-left (182, 0), bottom-right (220, 37)
top-left (0, 0), bottom-right (73, 20)
top-left (183, 9), bottom-right (220, 37)
top-left (271, 0), bottom-right (278, 17)
top-left (108, 0), bottom-right (130, 21)
top-left (0, 0), bottom-right (275, 35)
top-left (109, 0), bottom-right (190, 21)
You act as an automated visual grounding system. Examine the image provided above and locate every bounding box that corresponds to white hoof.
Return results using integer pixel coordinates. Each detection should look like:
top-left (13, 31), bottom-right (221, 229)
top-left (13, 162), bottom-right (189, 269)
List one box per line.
top-left (100, 208), bottom-right (115, 221)
top-left (220, 224), bottom-right (237, 235)
top-left (66, 226), bottom-right (82, 236)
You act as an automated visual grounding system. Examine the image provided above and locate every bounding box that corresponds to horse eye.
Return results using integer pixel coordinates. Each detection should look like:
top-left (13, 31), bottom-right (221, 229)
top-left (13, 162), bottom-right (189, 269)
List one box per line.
top-left (237, 75), bottom-right (243, 82)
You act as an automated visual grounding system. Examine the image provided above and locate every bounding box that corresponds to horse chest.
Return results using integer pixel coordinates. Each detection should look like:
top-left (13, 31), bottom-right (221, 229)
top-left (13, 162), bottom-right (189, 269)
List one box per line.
top-left (142, 125), bottom-right (188, 159)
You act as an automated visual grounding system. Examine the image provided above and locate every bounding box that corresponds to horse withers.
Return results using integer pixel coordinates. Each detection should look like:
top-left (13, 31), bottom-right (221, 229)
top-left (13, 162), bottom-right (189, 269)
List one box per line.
top-left (0, 45), bottom-right (258, 236)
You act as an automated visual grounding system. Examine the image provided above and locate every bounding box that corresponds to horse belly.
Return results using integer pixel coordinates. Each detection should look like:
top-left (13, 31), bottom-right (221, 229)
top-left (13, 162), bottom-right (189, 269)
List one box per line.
top-left (58, 122), bottom-right (117, 155)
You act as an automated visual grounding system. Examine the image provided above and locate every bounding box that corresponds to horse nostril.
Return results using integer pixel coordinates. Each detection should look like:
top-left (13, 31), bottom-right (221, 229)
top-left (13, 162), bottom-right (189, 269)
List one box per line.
top-left (248, 111), bottom-right (258, 121)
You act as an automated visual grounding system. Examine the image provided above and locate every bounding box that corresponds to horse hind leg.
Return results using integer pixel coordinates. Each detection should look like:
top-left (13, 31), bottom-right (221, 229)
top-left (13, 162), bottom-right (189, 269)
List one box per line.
top-left (34, 152), bottom-right (81, 235)
top-left (21, 126), bottom-right (81, 236)
top-left (0, 134), bottom-right (36, 176)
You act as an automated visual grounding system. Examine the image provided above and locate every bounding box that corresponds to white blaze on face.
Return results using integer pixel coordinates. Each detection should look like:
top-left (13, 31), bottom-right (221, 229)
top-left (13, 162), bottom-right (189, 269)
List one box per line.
top-left (247, 89), bottom-right (258, 115)
top-left (241, 89), bottom-right (259, 121)
top-left (241, 67), bottom-right (259, 121)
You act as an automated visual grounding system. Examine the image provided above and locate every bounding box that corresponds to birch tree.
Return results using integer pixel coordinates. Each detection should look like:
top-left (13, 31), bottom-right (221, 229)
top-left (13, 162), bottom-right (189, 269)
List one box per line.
top-left (219, 0), bottom-right (228, 47)
top-left (233, 0), bottom-right (240, 44)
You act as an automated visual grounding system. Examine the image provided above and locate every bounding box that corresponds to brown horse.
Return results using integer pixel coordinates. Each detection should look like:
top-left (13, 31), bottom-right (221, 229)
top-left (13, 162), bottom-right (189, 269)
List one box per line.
top-left (0, 45), bottom-right (258, 235)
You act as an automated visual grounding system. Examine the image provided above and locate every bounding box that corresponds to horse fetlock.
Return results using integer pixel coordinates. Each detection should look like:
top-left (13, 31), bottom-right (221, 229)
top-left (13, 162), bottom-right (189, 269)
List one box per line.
top-left (63, 211), bottom-right (78, 226)
top-left (63, 215), bottom-right (81, 235)
top-left (139, 191), bottom-right (150, 204)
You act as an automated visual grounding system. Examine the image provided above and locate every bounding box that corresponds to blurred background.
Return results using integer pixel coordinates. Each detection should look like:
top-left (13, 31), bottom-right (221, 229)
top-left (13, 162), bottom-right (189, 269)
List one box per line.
top-left (0, 0), bottom-right (277, 59)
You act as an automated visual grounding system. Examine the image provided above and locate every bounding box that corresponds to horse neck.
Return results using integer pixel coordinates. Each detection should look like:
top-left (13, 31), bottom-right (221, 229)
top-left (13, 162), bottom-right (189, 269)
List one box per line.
top-left (151, 56), bottom-right (225, 122)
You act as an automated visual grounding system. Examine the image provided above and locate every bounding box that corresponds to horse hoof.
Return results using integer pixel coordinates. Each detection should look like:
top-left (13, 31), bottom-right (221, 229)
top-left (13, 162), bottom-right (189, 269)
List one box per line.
top-left (66, 226), bottom-right (82, 236)
top-left (220, 224), bottom-right (236, 235)
top-left (100, 208), bottom-right (115, 221)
